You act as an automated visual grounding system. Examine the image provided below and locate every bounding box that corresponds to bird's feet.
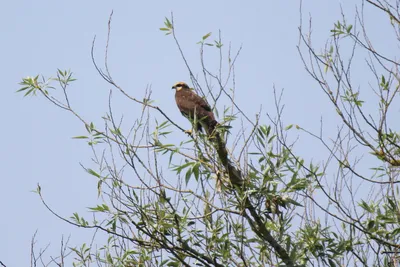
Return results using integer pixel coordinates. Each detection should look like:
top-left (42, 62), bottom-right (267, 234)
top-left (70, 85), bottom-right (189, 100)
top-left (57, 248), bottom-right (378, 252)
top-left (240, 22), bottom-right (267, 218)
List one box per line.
top-left (184, 129), bottom-right (193, 135)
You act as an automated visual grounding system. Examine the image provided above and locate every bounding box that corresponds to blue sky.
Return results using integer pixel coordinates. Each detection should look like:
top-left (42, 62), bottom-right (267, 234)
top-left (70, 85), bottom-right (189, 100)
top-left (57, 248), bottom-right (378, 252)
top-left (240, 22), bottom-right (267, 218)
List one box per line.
top-left (1, 1), bottom-right (389, 266)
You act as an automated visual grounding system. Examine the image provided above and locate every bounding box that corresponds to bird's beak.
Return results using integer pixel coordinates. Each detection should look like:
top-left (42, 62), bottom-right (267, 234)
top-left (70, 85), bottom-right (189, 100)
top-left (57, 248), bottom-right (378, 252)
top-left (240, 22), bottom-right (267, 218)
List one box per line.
top-left (171, 86), bottom-right (176, 90)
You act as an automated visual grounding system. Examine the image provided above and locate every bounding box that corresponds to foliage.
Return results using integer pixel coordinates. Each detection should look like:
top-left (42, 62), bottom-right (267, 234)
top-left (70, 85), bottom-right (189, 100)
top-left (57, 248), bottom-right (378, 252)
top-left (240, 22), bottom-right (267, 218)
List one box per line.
top-left (19, 1), bottom-right (400, 266)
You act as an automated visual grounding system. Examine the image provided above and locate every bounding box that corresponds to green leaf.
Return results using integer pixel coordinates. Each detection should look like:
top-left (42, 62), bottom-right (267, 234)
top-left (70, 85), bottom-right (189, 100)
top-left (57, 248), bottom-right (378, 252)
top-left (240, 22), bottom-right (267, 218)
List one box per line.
top-left (106, 252), bottom-right (113, 264)
top-left (185, 169), bottom-right (192, 185)
top-left (164, 17), bottom-right (172, 29)
top-left (359, 200), bottom-right (374, 213)
top-left (346, 24), bottom-right (353, 33)
top-left (367, 220), bottom-right (375, 230)
top-left (202, 32), bottom-right (212, 40)
top-left (391, 227), bottom-right (400, 236)
top-left (72, 136), bottom-right (88, 139)
top-left (35, 184), bottom-right (42, 195)
top-left (215, 40), bottom-right (223, 48)
top-left (285, 124), bottom-right (293, 130)
top-left (17, 86), bottom-right (29, 92)
top-left (87, 168), bottom-right (101, 178)
top-left (88, 204), bottom-right (110, 212)
top-left (193, 163), bottom-right (200, 181)
top-left (286, 198), bottom-right (304, 207)
top-left (111, 128), bottom-right (122, 136)
top-left (260, 125), bottom-right (271, 137)
top-left (158, 120), bottom-right (170, 129)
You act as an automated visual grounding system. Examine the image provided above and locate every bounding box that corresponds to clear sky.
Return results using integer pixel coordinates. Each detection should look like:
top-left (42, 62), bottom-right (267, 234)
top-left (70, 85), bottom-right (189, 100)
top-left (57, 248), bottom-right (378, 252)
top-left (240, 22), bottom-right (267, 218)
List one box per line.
top-left (1, 1), bottom-right (389, 266)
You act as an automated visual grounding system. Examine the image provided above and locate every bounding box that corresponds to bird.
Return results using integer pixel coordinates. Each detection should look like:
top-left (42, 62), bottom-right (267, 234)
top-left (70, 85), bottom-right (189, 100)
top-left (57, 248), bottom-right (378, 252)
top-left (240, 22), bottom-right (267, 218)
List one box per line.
top-left (172, 82), bottom-right (218, 136)
top-left (172, 82), bottom-right (244, 187)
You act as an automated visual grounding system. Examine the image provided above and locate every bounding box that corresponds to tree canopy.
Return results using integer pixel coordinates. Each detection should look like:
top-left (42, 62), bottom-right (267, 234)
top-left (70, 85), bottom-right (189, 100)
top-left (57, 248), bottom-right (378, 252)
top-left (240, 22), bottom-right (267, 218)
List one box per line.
top-left (16, 1), bottom-right (400, 266)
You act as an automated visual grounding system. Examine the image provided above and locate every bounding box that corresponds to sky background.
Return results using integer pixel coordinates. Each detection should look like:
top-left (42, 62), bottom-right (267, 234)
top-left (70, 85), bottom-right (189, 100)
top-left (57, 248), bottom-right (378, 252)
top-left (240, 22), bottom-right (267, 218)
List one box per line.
top-left (0, 1), bottom-right (392, 266)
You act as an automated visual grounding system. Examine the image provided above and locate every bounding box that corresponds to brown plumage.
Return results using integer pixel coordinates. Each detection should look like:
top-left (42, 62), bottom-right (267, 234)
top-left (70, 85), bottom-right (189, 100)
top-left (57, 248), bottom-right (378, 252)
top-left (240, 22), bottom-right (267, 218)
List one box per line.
top-left (172, 82), bottom-right (217, 136)
top-left (172, 82), bottom-right (244, 187)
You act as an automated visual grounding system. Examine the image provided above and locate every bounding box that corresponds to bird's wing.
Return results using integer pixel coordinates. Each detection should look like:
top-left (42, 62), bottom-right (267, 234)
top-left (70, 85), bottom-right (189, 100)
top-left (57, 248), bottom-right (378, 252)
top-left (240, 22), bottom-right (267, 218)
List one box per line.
top-left (175, 89), bottom-right (217, 135)
top-left (176, 90), bottom-right (212, 115)
top-left (188, 90), bottom-right (212, 112)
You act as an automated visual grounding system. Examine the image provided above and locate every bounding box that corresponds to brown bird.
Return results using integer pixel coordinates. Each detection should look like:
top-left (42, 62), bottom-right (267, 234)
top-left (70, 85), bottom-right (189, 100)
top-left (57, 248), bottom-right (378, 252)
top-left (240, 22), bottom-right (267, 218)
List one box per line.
top-left (172, 82), bottom-right (218, 136)
top-left (173, 82), bottom-right (244, 187)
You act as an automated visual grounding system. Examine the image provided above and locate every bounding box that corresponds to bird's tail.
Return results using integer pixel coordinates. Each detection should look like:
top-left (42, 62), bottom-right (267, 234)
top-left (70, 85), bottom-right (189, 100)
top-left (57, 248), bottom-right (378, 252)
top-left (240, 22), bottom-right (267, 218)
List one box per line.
top-left (210, 121), bottom-right (244, 187)
top-left (208, 120), bottom-right (218, 137)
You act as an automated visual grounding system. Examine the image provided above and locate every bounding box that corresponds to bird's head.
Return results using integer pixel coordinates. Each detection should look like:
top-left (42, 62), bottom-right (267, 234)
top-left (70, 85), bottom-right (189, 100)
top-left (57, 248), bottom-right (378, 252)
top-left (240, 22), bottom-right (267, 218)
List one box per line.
top-left (172, 82), bottom-right (190, 91)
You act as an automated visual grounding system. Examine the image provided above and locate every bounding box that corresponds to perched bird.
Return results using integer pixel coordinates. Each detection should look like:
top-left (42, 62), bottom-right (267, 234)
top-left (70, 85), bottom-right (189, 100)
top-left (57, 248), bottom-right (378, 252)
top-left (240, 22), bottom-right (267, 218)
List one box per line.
top-left (172, 82), bottom-right (244, 187)
top-left (172, 82), bottom-right (218, 136)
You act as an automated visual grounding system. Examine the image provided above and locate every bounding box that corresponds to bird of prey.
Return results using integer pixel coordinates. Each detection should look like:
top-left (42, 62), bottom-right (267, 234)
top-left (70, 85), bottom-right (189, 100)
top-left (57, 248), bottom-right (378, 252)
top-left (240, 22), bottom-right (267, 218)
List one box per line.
top-left (172, 82), bottom-right (218, 136)
top-left (172, 82), bottom-right (243, 187)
